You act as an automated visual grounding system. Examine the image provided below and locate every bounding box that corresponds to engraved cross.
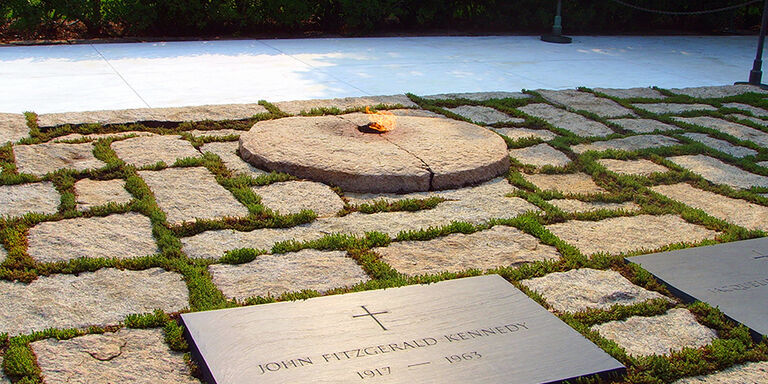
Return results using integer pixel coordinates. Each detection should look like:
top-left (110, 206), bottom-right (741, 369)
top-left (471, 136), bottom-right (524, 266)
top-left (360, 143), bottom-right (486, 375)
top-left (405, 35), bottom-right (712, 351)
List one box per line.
top-left (352, 305), bottom-right (389, 331)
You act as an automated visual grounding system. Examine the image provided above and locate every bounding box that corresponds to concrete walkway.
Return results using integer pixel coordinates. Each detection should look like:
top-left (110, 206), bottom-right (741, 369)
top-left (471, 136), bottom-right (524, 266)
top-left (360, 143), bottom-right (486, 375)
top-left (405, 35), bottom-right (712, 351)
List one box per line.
top-left (0, 35), bottom-right (762, 113)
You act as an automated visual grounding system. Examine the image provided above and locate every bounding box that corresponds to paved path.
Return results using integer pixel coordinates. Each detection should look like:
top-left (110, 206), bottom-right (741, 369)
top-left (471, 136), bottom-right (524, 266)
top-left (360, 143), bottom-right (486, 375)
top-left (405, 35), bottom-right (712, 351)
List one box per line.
top-left (0, 35), bottom-right (763, 113)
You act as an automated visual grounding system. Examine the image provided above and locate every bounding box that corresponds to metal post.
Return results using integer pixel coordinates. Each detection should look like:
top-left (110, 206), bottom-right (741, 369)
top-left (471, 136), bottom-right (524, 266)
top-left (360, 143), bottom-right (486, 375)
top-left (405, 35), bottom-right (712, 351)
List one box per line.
top-left (736, 0), bottom-right (768, 88)
top-left (542, 0), bottom-right (573, 44)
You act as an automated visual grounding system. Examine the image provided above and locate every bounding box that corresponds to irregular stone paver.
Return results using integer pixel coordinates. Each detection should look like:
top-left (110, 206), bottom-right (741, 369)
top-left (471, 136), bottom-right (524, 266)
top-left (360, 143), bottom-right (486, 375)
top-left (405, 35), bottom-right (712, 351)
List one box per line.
top-left (523, 172), bottom-right (606, 195)
top-left (422, 91), bottom-right (531, 101)
top-left (274, 95), bottom-right (417, 115)
top-left (492, 127), bottom-right (558, 141)
top-left (344, 177), bottom-right (514, 206)
top-left (682, 133), bottom-right (757, 158)
top-left (759, 161), bottom-right (768, 168)
top-left (253, 180), bottom-right (344, 217)
top-left (389, 109), bottom-right (446, 118)
top-left (722, 102), bottom-right (768, 117)
top-left (674, 361), bottom-right (768, 384)
top-left (37, 104), bottom-right (268, 127)
top-left (549, 199), bottom-right (640, 213)
top-left (374, 226), bottom-right (561, 276)
top-left (209, 249), bottom-right (368, 300)
top-left (610, 118), bottom-right (678, 133)
top-left (546, 214), bottom-right (718, 256)
top-left (0, 113), bottom-right (29, 144)
top-left (594, 87), bottom-right (667, 99)
top-left (509, 144), bottom-right (571, 168)
top-left (652, 183), bottom-right (768, 232)
top-left (53, 131), bottom-right (155, 143)
top-left (517, 103), bottom-right (614, 137)
top-left (111, 135), bottom-right (201, 167)
top-left (13, 142), bottom-right (106, 176)
top-left (520, 268), bottom-right (667, 313)
top-left (591, 308), bottom-right (717, 356)
top-left (200, 141), bottom-right (266, 177)
top-left (27, 213), bottom-right (158, 263)
top-left (0, 268), bottom-right (188, 335)
top-left (597, 158), bottom-right (669, 176)
top-left (672, 116), bottom-right (768, 147)
top-left (729, 114), bottom-right (766, 127)
top-left (572, 134), bottom-right (680, 154)
top-left (31, 328), bottom-right (198, 383)
top-left (139, 167), bottom-right (248, 226)
top-left (668, 155), bottom-right (768, 189)
top-left (667, 85), bottom-right (767, 98)
top-left (186, 129), bottom-right (243, 139)
top-left (632, 103), bottom-right (717, 114)
top-left (0, 246), bottom-right (6, 264)
top-left (0, 181), bottom-right (60, 218)
top-left (537, 89), bottom-right (634, 118)
top-left (445, 105), bottom-right (523, 124)
top-left (74, 178), bottom-right (132, 212)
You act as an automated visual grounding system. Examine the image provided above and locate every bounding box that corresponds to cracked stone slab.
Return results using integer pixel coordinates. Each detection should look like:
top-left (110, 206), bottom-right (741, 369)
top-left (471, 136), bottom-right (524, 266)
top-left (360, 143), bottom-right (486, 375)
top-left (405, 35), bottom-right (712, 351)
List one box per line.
top-left (0, 181), bottom-right (60, 218)
top-left (609, 118), bottom-right (678, 133)
top-left (36, 104), bottom-right (268, 127)
top-left (31, 328), bottom-right (199, 383)
top-left (722, 102), bottom-right (768, 117)
top-left (373, 226), bottom-right (561, 276)
top-left (546, 214), bottom-right (718, 256)
top-left (536, 89), bottom-right (635, 118)
top-left (27, 212), bottom-right (158, 263)
top-left (252, 180), bottom-right (344, 217)
top-left (672, 116), bottom-right (768, 147)
top-left (517, 103), bottom-right (614, 137)
top-left (509, 144), bottom-right (571, 168)
top-left (445, 105), bottom-right (524, 124)
top-left (632, 103), bottom-right (717, 114)
top-left (549, 199), bottom-right (640, 213)
top-left (111, 135), bottom-right (201, 167)
top-left (591, 308), bottom-right (717, 356)
top-left (200, 141), bottom-right (266, 178)
top-left (74, 178), bottom-right (132, 212)
top-left (651, 183), bottom-right (768, 232)
top-left (53, 131), bottom-right (155, 143)
top-left (674, 361), bottom-right (768, 384)
top-left (0, 268), bottom-right (188, 335)
top-left (0, 113), bottom-right (30, 144)
top-left (682, 133), bottom-right (757, 158)
top-left (523, 172), bottom-right (606, 195)
top-left (594, 87), bottom-right (667, 99)
top-left (668, 155), bottom-right (768, 189)
top-left (13, 142), bottom-right (106, 176)
top-left (274, 95), bottom-right (417, 115)
top-left (492, 127), bottom-right (558, 141)
top-left (520, 268), bottom-right (667, 313)
top-left (597, 158), bottom-right (669, 176)
top-left (209, 249), bottom-right (368, 301)
top-left (422, 91), bottom-right (531, 101)
top-left (139, 167), bottom-right (248, 226)
top-left (572, 134), bottom-right (680, 154)
top-left (667, 85), bottom-right (768, 98)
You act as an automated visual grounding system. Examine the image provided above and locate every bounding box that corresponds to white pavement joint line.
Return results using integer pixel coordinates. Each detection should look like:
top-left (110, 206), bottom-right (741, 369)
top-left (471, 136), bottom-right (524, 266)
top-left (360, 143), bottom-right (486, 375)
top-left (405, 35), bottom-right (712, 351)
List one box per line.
top-left (89, 44), bottom-right (152, 109)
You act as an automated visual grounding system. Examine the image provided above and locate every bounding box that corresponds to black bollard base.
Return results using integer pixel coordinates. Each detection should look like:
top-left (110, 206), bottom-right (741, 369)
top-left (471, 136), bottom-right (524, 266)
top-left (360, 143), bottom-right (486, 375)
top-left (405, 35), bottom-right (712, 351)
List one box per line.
top-left (541, 34), bottom-right (572, 44)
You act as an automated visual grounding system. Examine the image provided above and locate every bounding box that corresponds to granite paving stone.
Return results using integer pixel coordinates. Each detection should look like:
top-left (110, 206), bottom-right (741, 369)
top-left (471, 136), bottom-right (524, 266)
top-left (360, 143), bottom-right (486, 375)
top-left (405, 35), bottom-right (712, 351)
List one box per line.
top-left (111, 135), bottom-right (201, 167)
top-left (27, 213), bottom-right (158, 263)
top-left (759, 161), bottom-right (768, 168)
top-left (631, 103), bottom-right (717, 114)
top-left (140, 167), bottom-right (248, 225)
top-left (674, 361), bottom-right (768, 384)
top-left (209, 249), bottom-right (369, 300)
top-left (0, 113), bottom-right (30, 144)
top-left (591, 308), bottom-right (717, 356)
top-left (186, 129), bottom-right (243, 139)
top-left (667, 155), bottom-right (768, 189)
top-left (274, 95), bottom-right (417, 115)
top-left (492, 127), bottom-right (558, 141)
top-left (609, 118), bottom-right (678, 133)
top-left (73, 178), bottom-right (132, 212)
top-left (0, 181), bottom-right (60, 218)
top-left (549, 199), bottom-right (640, 213)
top-left (517, 103), bottom-right (614, 137)
top-left (0, 246), bottom-right (6, 265)
top-left (667, 85), bottom-right (767, 98)
top-left (445, 105), bottom-right (523, 124)
top-left (651, 183), bottom-right (768, 231)
top-left (200, 141), bottom-right (266, 177)
top-left (388, 109), bottom-right (446, 118)
top-left (31, 328), bottom-right (199, 383)
top-left (537, 89), bottom-right (635, 118)
top-left (374, 226), bottom-right (561, 276)
top-left (509, 144), bottom-right (571, 168)
top-left (597, 158), bottom-right (669, 176)
top-left (594, 87), bottom-right (667, 99)
top-left (13, 142), bottom-right (106, 176)
top-left (546, 214), bottom-right (718, 256)
top-left (681, 133), bottom-right (757, 158)
top-left (722, 102), bottom-right (768, 117)
top-left (572, 134), bottom-right (680, 154)
top-left (672, 116), bottom-right (768, 147)
top-left (729, 113), bottom-right (767, 127)
top-left (53, 131), bottom-right (155, 143)
top-left (522, 172), bottom-right (607, 194)
top-left (343, 177), bottom-right (515, 206)
top-left (0, 268), bottom-right (188, 335)
top-left (252, 180), bottom-right (344, 217)
top-left (422, 91), bottom-right (531, 101)
top-left (520, 268), bottom-right (667, 313)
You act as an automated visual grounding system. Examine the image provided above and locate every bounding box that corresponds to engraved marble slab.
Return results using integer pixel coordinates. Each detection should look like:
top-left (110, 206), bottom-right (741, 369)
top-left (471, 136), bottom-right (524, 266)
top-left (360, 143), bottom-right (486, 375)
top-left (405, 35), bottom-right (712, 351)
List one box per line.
top-left (629, 237), bottom-right (768, 339)
top-left (182, 275), bottom-right (624, 384)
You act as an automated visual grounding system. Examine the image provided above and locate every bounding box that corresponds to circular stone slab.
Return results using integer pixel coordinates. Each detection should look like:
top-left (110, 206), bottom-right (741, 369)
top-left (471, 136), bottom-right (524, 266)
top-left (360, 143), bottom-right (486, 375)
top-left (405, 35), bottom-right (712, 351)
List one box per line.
top-left (239, 114), bottom-right (509, 193)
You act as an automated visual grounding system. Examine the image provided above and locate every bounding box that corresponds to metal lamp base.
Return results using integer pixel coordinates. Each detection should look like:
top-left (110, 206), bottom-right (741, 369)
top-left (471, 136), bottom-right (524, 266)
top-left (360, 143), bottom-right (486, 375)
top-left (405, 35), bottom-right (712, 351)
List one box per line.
top-left (541, 34), bottom-right (572, 44)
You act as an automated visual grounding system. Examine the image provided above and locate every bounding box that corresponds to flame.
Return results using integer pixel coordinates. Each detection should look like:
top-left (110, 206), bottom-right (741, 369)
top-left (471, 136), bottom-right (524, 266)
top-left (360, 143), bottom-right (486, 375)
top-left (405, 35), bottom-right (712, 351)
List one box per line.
top-left (365, 106), bottom-right (396, 132)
